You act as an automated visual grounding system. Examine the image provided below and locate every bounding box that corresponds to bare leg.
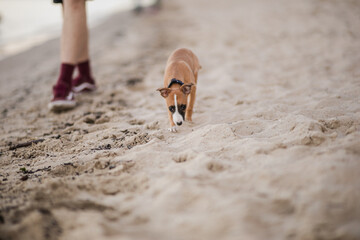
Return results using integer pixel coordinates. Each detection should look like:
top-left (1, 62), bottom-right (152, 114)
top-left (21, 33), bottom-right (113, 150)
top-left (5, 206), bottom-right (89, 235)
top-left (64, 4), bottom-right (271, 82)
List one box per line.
top-left (61, 0), bottom-right (89, 64)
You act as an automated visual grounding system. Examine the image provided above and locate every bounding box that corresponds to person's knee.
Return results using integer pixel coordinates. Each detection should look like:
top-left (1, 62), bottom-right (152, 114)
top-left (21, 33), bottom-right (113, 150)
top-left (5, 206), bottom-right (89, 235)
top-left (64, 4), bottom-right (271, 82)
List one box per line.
top-left (64, 0), bottom-right (85, 10)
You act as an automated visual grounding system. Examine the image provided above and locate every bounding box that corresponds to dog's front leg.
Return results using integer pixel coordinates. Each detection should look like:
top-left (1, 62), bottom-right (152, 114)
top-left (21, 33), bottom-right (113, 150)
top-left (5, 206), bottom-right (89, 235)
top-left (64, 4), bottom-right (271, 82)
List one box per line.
top-left (168, 111), bottom-right (177, 132)
top-left (186, 85), bottom-right (196, 122)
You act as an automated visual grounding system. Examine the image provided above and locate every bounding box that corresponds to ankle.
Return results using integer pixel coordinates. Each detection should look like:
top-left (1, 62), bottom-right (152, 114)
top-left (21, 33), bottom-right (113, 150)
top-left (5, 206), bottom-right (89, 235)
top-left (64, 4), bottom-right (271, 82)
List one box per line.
top-left (77, 60), bottom-right (92, 78)
top-left (56, 63), bottom-right (75, 86)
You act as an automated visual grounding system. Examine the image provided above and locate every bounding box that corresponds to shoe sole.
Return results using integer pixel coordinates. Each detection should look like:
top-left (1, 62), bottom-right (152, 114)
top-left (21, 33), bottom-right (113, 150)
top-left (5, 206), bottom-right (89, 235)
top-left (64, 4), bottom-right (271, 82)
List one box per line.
top-left (48, 100), bottom-right (76, 111)
top-left (73, 82), bottom-right (97, 93)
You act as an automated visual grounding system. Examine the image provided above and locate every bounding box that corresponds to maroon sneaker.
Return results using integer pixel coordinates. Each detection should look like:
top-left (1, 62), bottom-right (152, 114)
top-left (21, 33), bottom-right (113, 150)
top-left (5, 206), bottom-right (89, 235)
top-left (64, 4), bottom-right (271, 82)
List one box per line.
top-left (48, 82), bottom-right (76, 111)
top-left (72, 76), bottom-right (97, 93)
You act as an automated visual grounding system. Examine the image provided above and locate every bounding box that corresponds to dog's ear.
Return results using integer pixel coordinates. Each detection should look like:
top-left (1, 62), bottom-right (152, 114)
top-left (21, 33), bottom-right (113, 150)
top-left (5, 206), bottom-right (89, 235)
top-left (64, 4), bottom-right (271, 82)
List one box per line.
top-left (180, 83), bottom-right (194, 95)
top-left (157, 88), bottom-right (171, 98)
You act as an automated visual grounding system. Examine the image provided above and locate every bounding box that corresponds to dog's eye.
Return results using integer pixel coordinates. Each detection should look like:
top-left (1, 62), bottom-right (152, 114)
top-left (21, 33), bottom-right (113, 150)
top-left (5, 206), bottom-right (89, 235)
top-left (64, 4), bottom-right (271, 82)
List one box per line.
top-left (169, 106), bottom-right (175, 113)
top-left (180, 105), bottom-right (186, 111)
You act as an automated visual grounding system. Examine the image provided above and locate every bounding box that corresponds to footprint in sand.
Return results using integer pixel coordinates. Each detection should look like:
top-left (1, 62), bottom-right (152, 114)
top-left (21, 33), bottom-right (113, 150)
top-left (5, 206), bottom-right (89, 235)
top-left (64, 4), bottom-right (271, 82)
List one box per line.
top-left (122, 133), bottom-right (151, 150)
top-left (145, 121), bottom-right (160, 130)
top-left (172, 150), bottom-right (198, 163)
top-left (128, 119), bottom-right (145, 125)
top-left (173, 154), bottom-right (188, 163)
top-left (319, 117), bottom-right (356, 135)
top-left (206, 161), bottom-right (225, 172)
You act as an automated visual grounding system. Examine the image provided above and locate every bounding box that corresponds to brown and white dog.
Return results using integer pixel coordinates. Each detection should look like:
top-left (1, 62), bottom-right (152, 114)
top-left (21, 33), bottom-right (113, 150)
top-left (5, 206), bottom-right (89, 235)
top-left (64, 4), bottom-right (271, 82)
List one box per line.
top-left (157, 48), bottom-right (201, 132)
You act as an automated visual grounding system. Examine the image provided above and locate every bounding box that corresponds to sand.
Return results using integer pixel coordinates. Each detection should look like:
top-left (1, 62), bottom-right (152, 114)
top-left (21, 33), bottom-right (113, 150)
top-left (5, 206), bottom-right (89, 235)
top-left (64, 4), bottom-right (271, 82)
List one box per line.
top-left (1, 0), bottom-right (360, 239)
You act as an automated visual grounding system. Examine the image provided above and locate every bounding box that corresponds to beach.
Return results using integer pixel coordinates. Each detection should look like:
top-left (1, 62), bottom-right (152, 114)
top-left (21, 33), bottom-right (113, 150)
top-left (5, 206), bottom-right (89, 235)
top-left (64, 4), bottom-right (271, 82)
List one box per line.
top-left (1, 0), bottom-right (360, 239)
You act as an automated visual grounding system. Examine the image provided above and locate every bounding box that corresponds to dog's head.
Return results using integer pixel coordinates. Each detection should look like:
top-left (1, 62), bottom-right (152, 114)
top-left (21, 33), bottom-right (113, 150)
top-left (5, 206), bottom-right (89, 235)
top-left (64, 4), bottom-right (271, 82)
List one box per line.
top-left (157, 83), bottom-right (193, 126)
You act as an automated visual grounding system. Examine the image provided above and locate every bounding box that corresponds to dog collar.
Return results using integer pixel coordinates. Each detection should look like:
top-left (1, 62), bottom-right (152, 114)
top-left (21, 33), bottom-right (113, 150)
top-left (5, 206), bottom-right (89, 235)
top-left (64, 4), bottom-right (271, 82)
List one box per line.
top-left (168, 78), bottom-right (184, 88)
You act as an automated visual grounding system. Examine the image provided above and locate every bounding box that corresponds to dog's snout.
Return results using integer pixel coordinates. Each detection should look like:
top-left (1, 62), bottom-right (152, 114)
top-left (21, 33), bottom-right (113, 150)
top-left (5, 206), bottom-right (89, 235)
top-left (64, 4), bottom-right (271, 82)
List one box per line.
top-left (176, 121), bottom-right (182, 126)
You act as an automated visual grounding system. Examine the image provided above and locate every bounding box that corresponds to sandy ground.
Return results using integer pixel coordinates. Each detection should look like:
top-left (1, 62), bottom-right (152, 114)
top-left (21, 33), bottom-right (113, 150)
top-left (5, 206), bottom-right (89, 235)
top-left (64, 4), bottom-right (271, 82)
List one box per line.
top-left (1, 0), bottom-right (360, 239)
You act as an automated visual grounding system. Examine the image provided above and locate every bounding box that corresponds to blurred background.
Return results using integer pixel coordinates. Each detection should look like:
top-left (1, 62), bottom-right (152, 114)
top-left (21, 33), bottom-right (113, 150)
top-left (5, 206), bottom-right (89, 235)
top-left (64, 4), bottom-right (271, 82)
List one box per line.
top-left (0, 0), bottom-right (154, 60)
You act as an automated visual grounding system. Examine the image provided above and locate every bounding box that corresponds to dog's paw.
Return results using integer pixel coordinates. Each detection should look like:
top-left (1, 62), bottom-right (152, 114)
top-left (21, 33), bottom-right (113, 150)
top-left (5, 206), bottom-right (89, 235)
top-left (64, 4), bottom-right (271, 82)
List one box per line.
top-left (168, 126), bottom-right (177, 132)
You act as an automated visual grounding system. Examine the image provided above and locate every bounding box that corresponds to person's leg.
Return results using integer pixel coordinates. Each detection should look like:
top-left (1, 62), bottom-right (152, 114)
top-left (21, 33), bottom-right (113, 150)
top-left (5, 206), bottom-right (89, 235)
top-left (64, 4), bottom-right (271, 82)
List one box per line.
top-left (63, 0), bottom-right (96, 93)
top-left (61, 0), bottom-right (88, 64)
top-left (50, 0), bottom-right (93, 111)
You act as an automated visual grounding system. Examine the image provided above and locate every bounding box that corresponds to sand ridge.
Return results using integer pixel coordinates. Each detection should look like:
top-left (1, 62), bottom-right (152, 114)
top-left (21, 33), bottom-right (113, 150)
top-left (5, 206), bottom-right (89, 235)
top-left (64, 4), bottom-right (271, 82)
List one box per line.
top-left (1, 0), bottom-right (360, 239)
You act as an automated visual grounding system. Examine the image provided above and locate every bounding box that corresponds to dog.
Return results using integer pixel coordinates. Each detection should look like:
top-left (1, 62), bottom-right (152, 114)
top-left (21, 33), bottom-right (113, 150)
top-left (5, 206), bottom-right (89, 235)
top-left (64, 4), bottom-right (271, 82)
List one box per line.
top-left (157, 48), bottom-right (201, 132)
